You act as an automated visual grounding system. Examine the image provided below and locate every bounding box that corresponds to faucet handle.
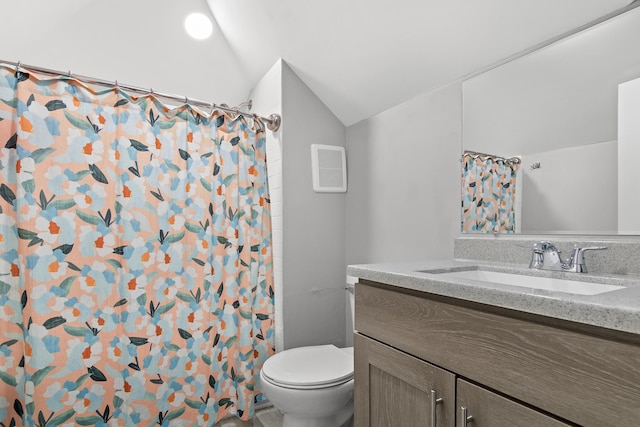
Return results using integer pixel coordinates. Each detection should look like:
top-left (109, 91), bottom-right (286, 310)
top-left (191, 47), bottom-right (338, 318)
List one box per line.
top-left (567, 246), bottom-right (608, 273)
top-left (571, 245), bottom-right (608, 257)
top-left (576, 245), bottom-right (607, 251)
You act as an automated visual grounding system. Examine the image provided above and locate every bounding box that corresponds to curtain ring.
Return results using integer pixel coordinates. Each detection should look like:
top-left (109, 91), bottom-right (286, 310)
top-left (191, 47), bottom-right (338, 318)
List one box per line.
top-left (221, 103), bottom-right (237, 119)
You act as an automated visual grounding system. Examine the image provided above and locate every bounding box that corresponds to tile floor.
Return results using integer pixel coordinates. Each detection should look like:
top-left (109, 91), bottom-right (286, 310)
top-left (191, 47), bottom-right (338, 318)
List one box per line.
top-left (214, 407), bottom-right (283, 427)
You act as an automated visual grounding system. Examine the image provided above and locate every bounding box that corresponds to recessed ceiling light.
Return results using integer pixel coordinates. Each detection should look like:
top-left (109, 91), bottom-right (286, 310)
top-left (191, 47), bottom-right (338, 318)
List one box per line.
top-left (185, 12), bottom-right (213, 40)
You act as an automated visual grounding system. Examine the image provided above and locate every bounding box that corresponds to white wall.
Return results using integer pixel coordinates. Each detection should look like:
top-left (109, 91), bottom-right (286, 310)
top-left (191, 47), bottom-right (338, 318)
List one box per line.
top-left (345, 83), bottom-right (462, 265)
top-left (618, 77), bottom-right (640, 234)
top-left (520, 141), bottom-right (617, 234)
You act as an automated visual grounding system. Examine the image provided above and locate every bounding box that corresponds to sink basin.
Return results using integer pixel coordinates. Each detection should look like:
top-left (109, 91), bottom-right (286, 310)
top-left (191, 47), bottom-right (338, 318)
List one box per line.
top-left (427, 269), bottom-right (625, 295)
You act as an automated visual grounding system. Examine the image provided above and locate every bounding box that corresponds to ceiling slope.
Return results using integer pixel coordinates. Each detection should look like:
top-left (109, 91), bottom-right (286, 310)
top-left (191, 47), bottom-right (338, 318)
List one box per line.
top-left (0, 0), bottom-right (633, 125)
top-left (208, 0), bottom-right (632, 126)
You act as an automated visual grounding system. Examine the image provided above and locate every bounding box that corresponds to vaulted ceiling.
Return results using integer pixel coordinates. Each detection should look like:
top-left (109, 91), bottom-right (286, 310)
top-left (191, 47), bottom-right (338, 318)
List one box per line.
top-left (0, 0), bottom-right (633, 126)
top-left (206, 0), bottom-right (632, 125)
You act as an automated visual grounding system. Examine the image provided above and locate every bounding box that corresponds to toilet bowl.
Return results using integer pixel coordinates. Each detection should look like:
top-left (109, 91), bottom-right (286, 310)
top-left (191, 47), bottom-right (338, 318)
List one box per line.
top-left (259, 280), bottom-right (357, 427)
top-left (260, 345), bottom-right (354, 427)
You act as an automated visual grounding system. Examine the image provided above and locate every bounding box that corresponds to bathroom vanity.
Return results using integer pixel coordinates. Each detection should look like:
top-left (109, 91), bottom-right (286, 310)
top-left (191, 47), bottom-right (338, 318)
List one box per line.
top-left (348, 262), bottom-right (640, 427)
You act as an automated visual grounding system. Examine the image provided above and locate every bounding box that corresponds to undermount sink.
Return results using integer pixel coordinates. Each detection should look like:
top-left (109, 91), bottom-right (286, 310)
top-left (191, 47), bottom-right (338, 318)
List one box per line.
top-left (425, 269), bottom-right (625, 295)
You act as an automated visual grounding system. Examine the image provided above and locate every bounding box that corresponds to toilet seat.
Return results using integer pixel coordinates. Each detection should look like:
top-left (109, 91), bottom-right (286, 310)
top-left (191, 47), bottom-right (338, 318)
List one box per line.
top-left (261, 345), bottom-right (354, 389)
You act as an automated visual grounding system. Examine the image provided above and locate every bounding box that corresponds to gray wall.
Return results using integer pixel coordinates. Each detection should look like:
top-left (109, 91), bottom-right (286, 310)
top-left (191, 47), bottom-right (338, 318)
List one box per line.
top-left (462, 6), bottom-right (640, 157)
top-left (281, 63), bottom-right (347, 349)
top-left (345, 83), bottom-right (462, 265)
top-left (253, 67), bottom-right (463, 349)
top-left (521, 141), bottom-right (617, 234)
top-left (252, 61), bottom-right (348, 350)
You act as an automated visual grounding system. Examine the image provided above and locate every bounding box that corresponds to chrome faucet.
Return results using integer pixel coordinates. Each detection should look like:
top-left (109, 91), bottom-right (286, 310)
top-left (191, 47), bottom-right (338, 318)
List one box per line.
top-left (529, 241), bottom-right (607, 273)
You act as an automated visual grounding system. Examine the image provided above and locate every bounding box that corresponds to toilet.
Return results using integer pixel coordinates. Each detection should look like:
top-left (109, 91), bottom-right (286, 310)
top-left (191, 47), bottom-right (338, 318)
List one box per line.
top-left (259, 281), bottom-right (356, 427)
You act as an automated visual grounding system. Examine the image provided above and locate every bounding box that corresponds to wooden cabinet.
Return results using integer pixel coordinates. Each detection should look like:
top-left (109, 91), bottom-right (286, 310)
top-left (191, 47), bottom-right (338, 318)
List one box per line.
top-left (456, 379), bottom-right (569, 427)
top-left (355, 334), bottom-right (569, 427)
top-left (354, 280), bottom-right (640, 426)
top-left (354, 334), bottom-right (455, 427)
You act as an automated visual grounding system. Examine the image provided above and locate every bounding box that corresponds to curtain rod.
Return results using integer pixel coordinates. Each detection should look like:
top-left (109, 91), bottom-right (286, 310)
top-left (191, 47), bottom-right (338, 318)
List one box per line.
top-left (463, 150), bottom-right (521, 165)
top-left (2, 59), bottom-right (281, 132)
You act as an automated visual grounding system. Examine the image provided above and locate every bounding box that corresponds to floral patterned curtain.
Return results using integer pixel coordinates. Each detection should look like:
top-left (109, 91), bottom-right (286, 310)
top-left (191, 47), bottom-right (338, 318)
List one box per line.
top-left (461, 153), bottom-right (520, 233)
top-left (0, 65), bottom-right (274, 425)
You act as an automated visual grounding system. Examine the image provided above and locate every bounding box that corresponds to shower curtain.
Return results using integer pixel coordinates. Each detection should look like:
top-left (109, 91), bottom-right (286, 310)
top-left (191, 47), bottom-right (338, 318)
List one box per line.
top-left (0, 65), bottom-right (274, 425)
top-left (461, 153), bottom-right (519, 233)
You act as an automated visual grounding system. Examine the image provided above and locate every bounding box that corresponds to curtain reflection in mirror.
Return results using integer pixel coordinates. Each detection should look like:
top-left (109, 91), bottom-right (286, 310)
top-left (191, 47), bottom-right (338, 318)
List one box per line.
top-left (461, 152), bottom-right (520, 234)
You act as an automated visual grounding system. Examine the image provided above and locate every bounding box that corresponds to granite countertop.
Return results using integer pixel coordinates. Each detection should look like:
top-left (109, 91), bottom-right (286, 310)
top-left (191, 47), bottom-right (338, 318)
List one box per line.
top-left (347, 260), bottom-right (640, 335)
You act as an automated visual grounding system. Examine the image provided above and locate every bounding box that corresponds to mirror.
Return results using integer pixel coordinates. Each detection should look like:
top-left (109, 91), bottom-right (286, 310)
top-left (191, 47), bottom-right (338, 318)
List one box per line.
top-left (462, 5), bottom-right (640, 235)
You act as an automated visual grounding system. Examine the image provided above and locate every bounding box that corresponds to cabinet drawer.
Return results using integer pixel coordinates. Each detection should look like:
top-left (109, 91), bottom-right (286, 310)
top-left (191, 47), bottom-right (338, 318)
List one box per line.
top-left (355, 281), bottom-right (640, 426)
top-left (457, 379), bottom-right (570, 427)
top-left (355, 333), bottom-right (455, 427)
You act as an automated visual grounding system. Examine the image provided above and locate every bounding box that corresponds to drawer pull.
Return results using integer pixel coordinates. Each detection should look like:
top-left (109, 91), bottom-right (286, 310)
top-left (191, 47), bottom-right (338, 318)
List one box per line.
top-left (460, 406), bottom-right (474, 426)
top-left (430, 389), bottom-right (443, 427)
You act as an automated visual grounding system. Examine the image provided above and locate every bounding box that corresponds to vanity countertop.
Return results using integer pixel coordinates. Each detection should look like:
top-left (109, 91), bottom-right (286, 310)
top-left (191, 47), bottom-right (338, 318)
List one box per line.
top-left (347, 260), bottom-right (640, 335)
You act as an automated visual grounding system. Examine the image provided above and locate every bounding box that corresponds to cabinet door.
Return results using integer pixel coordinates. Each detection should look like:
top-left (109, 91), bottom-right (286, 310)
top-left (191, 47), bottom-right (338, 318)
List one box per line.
top-left (456, 379), bottom-right (571, 427)
top-left (354, 333), bottom-right (455, 427)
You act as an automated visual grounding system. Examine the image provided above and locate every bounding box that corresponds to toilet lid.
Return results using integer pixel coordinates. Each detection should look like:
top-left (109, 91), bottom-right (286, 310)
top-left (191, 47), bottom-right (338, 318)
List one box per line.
top-left (261, 345), bottom-right (354, 388)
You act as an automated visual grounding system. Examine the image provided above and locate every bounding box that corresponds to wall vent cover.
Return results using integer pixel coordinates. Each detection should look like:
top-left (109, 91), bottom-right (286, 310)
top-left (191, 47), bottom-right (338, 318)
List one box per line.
top-left (310, 144), bottom-right (347, 193)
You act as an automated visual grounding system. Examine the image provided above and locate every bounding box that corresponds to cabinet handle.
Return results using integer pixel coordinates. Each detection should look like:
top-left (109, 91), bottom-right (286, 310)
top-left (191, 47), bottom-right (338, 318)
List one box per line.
top-left (430, 389), bottom-right (443, 427)
top-left (460, 406), bottom-right (474, 426)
